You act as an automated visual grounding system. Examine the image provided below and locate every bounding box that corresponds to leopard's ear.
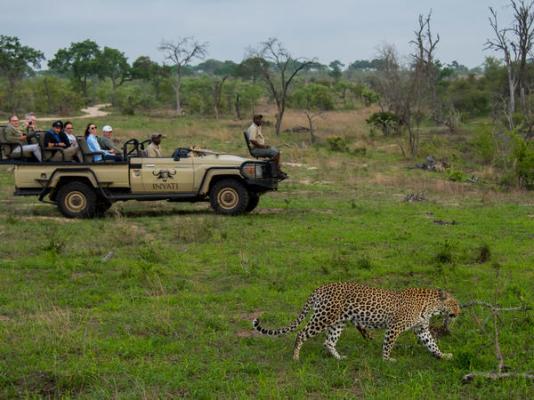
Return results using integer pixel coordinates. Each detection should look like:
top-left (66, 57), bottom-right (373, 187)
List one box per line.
top-left (438, 289), bottom-right (447, 301)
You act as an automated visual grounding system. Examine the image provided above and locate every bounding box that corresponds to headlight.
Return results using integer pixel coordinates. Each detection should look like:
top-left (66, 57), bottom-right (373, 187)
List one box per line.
top-left (241, 162), bottom-right (264, 179)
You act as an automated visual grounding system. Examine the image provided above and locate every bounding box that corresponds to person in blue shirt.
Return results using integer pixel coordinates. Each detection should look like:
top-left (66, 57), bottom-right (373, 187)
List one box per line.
top-left (84, 123), bottom-right (122, 162)
top-left (45, 120), bottom-right (79, 161)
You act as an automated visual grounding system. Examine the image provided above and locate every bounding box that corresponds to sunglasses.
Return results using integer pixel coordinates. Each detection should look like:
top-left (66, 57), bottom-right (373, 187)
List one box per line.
top-left (90, 126), bottom-right (97, 130)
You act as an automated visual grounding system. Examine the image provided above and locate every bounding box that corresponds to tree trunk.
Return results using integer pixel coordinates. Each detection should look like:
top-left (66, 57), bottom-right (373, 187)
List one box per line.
top-left (235, 94), bottom-right (241, 120)
top-left (43, 77), bottom-right (52, 114)
top-left (111, 80), bottom-right (117, 107)
top-left (520, 86), bottom-right (526, 114)
top-left (172, 73), bottom-right (182, 115)
top-left (507, 65), bottom-right (516, 125)
top-left (305, 112), bottom-right (316, 144)
top-left (275, 102), bottom-right (285, 136)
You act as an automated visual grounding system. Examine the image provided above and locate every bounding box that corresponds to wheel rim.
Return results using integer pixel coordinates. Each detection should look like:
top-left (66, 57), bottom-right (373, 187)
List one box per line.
top-left (64, 191), bottom-right (87, 213)
top-left (217, 187), bottom-right (239, 210)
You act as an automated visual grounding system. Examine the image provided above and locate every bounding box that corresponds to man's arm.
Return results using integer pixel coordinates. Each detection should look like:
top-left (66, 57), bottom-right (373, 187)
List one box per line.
top-left (249, 139), bottom-right (268, 149)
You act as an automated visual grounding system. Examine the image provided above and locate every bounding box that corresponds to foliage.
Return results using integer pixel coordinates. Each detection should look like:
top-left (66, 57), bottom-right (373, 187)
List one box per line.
top-left (290, 83), bottom-right (334, 110)
top-left (366, 111), bottom-right (401, 136)
top-left (115, 83), bottom-right (157, 115)
top-left (48, 39), bottom-right (102, 103)
top-left (0, 35), bottom-right (44, 111)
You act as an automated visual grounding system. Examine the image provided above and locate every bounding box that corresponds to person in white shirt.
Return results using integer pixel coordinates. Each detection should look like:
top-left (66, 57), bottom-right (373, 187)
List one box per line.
top-left (246, 114), bottom-right (286, 178)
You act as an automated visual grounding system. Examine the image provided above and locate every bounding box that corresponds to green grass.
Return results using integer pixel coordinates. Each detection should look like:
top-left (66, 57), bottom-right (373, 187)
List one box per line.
top-left (0, 112), bottom-right (532, 398)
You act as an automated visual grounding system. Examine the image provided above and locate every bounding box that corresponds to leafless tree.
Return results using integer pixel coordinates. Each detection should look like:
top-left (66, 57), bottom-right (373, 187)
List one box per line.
top-left (247, 38), bottom-right (315, 135)
top-left (373, 12), bottom-right (440, 157)
top-left (159, 37), bottom-right (208, 115)
top-left (486, 1), bottom-right (534, 126)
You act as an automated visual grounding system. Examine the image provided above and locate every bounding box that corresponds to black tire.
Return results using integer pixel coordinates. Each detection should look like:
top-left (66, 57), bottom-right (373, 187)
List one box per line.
top-left (245, 192), bottom-right (260, 213)
top-left (209, 178), bottom-right (250, 216)
top-left (56, 181), bottom-right (97, 218)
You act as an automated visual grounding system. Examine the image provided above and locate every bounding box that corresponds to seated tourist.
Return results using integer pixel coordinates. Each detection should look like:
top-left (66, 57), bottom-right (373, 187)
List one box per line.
top-left (3, 115), bottom-right (42, 161)
top-left (97, 125), bottom-right (122, 156)
top-left (63, 121), bottom-right (78, 148)
top-left (24, 112), bottom-right (38, 142)
top-left (45, 120), bottom-right (80, 161)
top-left (147, 133), bottom-right (163, 157)
top-left (84, 123), bottom-right (122, 162)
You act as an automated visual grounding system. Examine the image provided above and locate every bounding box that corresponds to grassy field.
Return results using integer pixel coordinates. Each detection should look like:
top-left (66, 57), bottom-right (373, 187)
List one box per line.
top-left (0, 110), bottom-right (532, 399)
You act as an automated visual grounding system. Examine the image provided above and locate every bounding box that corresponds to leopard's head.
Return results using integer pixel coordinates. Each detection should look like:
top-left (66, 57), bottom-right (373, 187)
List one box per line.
top-left (438, 289), bottom-right (461, 321)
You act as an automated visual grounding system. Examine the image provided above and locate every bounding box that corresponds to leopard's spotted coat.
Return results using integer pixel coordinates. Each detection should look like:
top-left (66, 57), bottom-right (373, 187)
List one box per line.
top-left (253, 282), bottom-right (461, 361)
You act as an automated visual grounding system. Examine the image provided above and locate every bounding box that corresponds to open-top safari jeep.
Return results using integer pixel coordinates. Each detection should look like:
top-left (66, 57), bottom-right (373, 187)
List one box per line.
top-left (7, 137), bottom-right (283, 218)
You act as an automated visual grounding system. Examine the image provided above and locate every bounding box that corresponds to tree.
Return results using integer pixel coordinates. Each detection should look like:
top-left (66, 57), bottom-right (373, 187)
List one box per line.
top-left (291, 83), bottom-right (334, 143)
top-left (247, 38), bottom-right (315, 135)
top-left (372, 11), bottom-right (440, 157)
top-left (486, 1), bottom-right (534, 127)
top-left (0, 35), bottom-right (44, 112)
top-left (328, 60), bottom-right (344, 81)
top-left (131, 56), bottom-right (170, 101)
top-left (212, 76), bottom-right (228, 119)
top-left (158, 37), bottom-right (208, 115)
top-left (97, 47), bottom-right (130, 106)
top-left (48, 39), bottom-right (101, 102)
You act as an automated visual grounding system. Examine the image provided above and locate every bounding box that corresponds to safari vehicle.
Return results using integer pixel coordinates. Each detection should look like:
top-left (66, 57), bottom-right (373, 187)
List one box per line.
top-left (3, 137), bottom-right (282, 218)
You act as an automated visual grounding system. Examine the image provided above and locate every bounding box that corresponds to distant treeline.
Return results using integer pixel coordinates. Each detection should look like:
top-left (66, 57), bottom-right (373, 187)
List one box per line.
top-left (0, 35), bottom-right (487, 120)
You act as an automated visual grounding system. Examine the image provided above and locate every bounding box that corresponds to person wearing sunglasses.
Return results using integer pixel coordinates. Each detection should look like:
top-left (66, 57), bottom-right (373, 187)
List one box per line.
top-left (84, 123), bottom-right (122, 162)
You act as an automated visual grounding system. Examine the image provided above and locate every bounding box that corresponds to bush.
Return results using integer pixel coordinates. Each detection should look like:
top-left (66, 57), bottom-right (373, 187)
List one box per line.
top-left (115, 84), bottom-right (156, 115)
top-left (366, 111), bottom-right (401, 136)
top-left (326, 136), bottom-right (350, 152)
top-left (472, 126), bottom-right (495, 164)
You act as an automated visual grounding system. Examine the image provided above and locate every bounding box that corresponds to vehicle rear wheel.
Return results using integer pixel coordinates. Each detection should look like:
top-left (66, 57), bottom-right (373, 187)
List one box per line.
top-left (56, 181), bottom-right (97, 218)
top-left (245, 192), bottom-right (260, 213)
top-left (209, 178), bottom-right (249, 215)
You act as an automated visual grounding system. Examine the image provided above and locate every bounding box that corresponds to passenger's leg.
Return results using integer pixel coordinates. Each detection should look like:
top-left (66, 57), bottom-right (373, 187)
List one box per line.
top-left (22, 144), bottom-right (42, 162)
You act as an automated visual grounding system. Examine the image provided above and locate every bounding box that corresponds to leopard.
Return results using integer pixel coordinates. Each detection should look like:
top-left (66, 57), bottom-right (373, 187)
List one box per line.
top-left (252, 282), bottom-right (461, 361)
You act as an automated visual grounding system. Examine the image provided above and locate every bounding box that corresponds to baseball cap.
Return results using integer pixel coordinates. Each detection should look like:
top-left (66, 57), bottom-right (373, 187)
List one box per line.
top-left (52, 120), bottom-right (63, 129)
top-left (102, 125), bottom-right (113, 132)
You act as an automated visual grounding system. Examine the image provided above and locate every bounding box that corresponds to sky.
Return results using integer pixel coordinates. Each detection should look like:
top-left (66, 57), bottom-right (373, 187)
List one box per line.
top-left (2, 0), bottom-right (515, 69)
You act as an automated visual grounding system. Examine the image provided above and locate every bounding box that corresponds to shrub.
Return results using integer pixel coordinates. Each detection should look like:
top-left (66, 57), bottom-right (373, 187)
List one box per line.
top-left (434, 241), bottom-right (453, 264)
top-left (326, 136), bottom-right (350, 152)
top-left (366, 111), bottom-right (401, 136)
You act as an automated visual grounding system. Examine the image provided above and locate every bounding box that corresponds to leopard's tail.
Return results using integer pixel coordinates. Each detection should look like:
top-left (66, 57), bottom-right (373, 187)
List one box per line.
top-left (252, 293), bottom-right (315, 336)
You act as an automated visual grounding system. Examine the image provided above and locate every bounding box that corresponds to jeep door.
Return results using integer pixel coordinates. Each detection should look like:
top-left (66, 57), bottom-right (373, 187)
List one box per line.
top-left (131, 157), bottom-right (195, 193)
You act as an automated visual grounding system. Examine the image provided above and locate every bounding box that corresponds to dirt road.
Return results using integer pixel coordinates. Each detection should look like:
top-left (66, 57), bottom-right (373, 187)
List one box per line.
top-left (37, 104), bottom-right (111, 122)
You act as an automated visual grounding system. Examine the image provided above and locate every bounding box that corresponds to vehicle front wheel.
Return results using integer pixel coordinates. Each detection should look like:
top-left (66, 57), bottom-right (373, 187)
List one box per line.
top-left (245, 192), bottom-right (260, 213)
top-left (56, 181), bottom-right (97, 218)
top-left (209, 179), bottom-right (249, 215)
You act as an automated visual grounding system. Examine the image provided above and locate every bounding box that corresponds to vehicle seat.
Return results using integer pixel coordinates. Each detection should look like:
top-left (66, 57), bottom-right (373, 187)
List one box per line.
top-left (244, 131), bottom-right (260, 159)
top-left (77, 136), bottom-right (105, 162)
top-left (37, 131), bottom-right (65, 162)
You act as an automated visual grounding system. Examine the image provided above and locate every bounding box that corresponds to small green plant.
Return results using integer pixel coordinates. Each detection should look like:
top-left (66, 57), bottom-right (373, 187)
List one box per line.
top-left (434, 241), bottom-right (454, 264)
top-left (356, 256), bottom-right (373, 270)
top-left (476, 243), bottom-right (491, 263)
top-left (326, 136), bottom-right (350, 153)
top-left (447, 168), bottom-right (467, 182)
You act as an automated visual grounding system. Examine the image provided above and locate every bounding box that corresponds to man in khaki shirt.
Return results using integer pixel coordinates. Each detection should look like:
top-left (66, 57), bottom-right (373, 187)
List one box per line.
top-left (246, 114), bottom-right (286, 178)
top-left (147, 133), bottom-right (163, 157)
top-left (2, 115), bottom-right (42, 161)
